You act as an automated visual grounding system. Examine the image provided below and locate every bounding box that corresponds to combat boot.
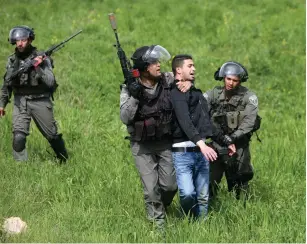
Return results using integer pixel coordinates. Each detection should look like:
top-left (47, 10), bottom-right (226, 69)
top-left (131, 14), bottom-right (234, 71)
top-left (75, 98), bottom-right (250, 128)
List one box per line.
top-left (234, 181), bottom-right (249, 200)
top-left (49, 134), bottom-right (68, 162)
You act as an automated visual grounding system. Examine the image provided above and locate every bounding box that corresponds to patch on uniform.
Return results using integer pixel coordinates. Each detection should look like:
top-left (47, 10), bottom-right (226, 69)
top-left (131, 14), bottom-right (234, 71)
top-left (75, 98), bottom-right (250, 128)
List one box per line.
top-left (249, 95), bottom-right (258, 106)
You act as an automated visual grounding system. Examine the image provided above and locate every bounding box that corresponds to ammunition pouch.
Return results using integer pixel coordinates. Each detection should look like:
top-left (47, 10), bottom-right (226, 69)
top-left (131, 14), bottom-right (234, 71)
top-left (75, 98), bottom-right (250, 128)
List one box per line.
top-left (226, 111), bottom-right (240, 130)
top-left (19, 73), bottom-right (28, 86)
top-left (132, 117), bottom-right (156, 142)
top-left (132, 117), bottom-right (172, 142)
top-left (213, 110), bottom-right (261, 134)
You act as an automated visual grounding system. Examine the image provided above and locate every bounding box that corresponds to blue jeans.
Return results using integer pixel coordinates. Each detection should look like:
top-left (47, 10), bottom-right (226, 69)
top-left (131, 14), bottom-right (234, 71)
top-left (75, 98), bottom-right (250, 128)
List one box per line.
top-left (173, 151), bottom-right (210, 219)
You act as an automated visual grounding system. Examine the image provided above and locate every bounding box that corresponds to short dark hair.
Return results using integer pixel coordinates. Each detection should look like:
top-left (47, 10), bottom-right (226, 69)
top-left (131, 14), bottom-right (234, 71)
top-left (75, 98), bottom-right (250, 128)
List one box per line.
top-left (172, 54), bottom-right (193, 74)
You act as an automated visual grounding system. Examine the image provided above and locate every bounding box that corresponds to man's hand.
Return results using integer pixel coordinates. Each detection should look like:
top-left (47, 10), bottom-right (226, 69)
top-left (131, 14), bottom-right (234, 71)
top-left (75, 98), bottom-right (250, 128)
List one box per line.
top-left (33, 56), bottom-right (44, 68)
top-left (176, 80), bottom-right (192, 93)
top-left (228, 144), bottom-right (236, 156)
top-left (0, 107), bottom-right (5, 117)
top-left (197, 140), bottom-right (217, 162)
top-left (128, 81), bottom-right (141, 99)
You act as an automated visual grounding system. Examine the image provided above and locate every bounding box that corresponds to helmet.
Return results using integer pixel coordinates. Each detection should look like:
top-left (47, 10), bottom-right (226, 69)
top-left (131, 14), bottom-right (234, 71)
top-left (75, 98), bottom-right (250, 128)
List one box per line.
top-left (214, 61), bottom-right (249, 82)
top-left (8, 26), bottom-right (35, 45)
top-left (131, 45), bottom-right (171, 71)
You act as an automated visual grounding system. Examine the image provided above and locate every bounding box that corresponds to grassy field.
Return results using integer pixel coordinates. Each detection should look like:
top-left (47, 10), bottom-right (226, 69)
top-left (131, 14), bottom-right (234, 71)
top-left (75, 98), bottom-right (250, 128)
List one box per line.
top-left (0, 0), bottom-right (305, 242)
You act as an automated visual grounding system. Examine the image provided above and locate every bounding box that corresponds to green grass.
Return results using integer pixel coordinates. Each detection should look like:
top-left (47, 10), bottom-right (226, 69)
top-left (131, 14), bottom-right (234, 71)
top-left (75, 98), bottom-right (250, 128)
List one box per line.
top-left (0, 0), bottom-right (305, 242)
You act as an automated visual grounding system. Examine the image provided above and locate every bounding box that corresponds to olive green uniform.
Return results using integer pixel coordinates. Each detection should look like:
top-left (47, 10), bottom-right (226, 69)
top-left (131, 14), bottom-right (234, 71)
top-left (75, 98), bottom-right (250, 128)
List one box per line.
top-left (204, 85), bottom-right (258, 197)
top-left (0, 46), bottom-right (68, 161)
top-left (120, 72), bottom-right (177, 226)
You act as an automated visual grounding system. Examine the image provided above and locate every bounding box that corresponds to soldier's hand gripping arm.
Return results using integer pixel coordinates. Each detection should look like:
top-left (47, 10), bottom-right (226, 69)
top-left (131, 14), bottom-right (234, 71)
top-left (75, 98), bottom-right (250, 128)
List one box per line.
top-left (33, 56), bottom-right (55, 89)
top-left (230, 92), bottom-right (259, 141)
top-left (120, 84), bottom-right (139, 125)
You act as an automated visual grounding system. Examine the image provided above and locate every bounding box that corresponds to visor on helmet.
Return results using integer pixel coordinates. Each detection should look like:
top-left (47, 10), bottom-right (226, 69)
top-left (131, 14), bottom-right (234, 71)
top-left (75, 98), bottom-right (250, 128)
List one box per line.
top-left (9, 27), bottom-right (31, 44)
top-left (143, 45), bottom-right (171, 64)
top-left (219, 62), bottom-right (245, 77)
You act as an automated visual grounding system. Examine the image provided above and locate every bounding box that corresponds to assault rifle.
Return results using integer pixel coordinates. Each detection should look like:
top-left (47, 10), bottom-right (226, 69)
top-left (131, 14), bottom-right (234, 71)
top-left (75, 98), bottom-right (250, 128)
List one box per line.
top-left (108, 13), bottom-right (140, 86)
top-left (207, 141), bottom-right (228, 156)
top-left (5, 30), bottom-right (82, 86)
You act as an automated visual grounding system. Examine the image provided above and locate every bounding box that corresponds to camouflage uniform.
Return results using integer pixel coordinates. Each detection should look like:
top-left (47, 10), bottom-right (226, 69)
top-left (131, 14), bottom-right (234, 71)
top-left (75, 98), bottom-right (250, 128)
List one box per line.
top-left (120, 72), bottom-right (177, 226)
top-left (0, 46), bottom-right (68, 162)
top-left (204, 85), bottom-right (258, 198)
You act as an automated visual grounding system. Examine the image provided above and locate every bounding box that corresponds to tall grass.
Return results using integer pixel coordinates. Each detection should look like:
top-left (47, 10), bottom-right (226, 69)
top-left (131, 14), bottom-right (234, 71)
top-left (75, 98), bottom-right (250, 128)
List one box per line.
top-left (0, 0), bottom-right (305, 242)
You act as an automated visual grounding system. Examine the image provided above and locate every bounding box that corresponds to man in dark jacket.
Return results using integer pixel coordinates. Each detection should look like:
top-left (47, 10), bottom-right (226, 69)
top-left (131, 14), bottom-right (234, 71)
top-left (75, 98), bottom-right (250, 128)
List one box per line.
top-left (170, 54), bottom-right (236, 219)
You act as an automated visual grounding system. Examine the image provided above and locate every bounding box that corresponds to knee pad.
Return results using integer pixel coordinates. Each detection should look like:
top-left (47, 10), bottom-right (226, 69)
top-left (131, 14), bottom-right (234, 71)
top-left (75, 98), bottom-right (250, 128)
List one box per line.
top-left (13, 131), bottom-right (27, 152)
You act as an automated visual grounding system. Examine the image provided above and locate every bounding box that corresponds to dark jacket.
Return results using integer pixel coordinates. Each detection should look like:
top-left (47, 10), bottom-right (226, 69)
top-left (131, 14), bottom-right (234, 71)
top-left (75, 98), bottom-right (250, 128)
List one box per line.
top-left (171, 82), bottom-right (213, 144)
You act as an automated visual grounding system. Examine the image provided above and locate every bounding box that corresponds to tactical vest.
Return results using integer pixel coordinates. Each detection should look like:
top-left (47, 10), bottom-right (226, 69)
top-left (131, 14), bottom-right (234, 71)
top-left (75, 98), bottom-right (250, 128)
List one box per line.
top-left (6, 48), bottom-right (57, 96)
top-left (131, 75), bottom-right (173, 142)
top-left (210, 86), bottom-right (260, 134)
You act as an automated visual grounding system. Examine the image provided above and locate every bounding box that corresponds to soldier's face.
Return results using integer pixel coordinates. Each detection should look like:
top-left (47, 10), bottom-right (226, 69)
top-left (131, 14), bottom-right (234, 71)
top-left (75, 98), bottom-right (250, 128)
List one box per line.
top-left (224, 75), bottom-right (240, 91)
top-left (16, 38), bottom-right (31, 52)
top-left (147, 61), bottom-right (161, 78)
top-left (177, 59), bottom-right (195, 81)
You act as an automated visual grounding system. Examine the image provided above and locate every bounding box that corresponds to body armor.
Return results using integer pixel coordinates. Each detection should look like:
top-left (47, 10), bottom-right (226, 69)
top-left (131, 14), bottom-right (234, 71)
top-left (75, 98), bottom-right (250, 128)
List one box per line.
top-left (131, 76), bottom-right (173, 142)
top-left (6, 47), bottom-right (53, 95)
top-left (210, 87), bottom-right (247, 136)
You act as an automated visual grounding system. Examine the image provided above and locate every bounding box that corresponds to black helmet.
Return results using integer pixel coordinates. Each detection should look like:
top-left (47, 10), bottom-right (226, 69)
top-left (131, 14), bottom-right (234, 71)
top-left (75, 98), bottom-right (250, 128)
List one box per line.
top-left (8, 25), bottom-right (35, 45)
top-left (214, 61), bottom-right (249, 82)
top-left (131, 45), bottom-right (171, 71)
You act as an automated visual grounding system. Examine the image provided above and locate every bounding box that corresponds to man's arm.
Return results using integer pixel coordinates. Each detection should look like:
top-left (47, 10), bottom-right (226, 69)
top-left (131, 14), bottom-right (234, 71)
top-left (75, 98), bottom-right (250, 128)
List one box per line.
top-left (0, 69), bottom-right (13, 111)
top-left (34, 57), bottom-right (55, 89)
top-left (164, 72), bottom-right (192, 92)
top-left (230, 92), bottom-right (258, 141)
top-left (120, 84), bottom-right (139, 125)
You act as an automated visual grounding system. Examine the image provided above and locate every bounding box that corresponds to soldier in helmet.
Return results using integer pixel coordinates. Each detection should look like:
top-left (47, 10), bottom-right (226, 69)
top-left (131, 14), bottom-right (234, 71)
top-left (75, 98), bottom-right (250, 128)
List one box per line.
top-left (120, 45), bottom-right (192, 228)
top-left (0, 26), bottom-right (68, 162)
top-left (203, 61), bottom-right (259, 200)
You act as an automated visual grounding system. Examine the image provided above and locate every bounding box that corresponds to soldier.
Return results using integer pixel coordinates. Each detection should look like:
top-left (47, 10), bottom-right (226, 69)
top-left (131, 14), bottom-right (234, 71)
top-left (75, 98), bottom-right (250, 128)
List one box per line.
top-left (204, 61), bottom-right (260, 199)
top-left (0, 25), bottom-right (68, 162)
top-left (120, 45), bottom-right (192, 228)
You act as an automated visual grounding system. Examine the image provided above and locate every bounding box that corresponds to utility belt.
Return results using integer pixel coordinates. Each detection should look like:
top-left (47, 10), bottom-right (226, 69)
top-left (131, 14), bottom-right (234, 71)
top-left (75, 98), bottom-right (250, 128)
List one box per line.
top-left (15, 92), bottom-right (51, 100)
top-left (13, 85), bottom-right (51, 95)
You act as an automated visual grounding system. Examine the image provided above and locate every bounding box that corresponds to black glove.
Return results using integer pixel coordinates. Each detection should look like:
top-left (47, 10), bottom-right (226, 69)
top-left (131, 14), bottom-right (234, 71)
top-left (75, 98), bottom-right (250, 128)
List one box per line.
top-left (222, 135), bottom-right (234, 146)
top-left (128, 81), bottom-right (141, 98)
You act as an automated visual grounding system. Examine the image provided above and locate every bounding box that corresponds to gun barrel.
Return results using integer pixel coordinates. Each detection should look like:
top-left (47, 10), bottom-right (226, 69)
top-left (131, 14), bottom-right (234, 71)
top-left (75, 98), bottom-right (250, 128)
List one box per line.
top-left (108, 13), bottom-right (117, 30)
top-left (64, 30), bottom-right (82, 43)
